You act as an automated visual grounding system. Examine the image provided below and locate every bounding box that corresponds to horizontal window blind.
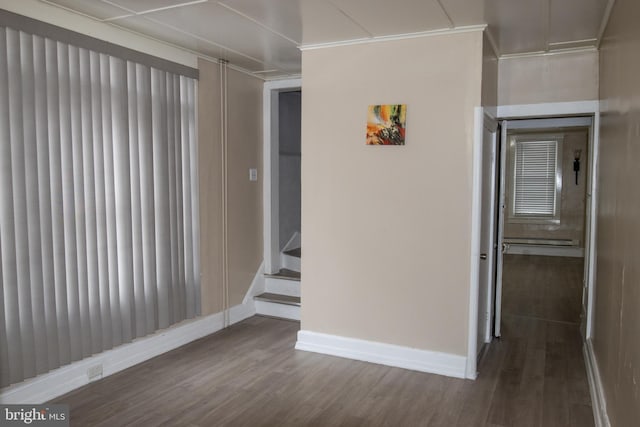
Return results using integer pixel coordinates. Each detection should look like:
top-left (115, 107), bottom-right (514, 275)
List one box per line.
top-left (0, 25), bottom-right (200, 388)
top-left (513, 140), bottom-right (558, 216)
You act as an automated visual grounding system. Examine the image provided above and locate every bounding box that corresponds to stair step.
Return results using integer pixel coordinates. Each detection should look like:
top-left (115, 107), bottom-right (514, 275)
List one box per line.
top-left (254, 292), bottom-right (300, 307)
top-left (283, 247), bottom-right (301, 258)
top-left (265, 276), bottom-right (300, 297)
top-left (265, 268), bottom-right (300, 281)
top-left (254, 291), bottom-right (301, 321)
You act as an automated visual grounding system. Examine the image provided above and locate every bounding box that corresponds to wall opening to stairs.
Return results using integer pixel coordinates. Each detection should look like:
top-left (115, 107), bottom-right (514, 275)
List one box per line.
top-left (260, 80), bottom-right (302, 320)
top-left (278, 90), bottom-right (301, 252)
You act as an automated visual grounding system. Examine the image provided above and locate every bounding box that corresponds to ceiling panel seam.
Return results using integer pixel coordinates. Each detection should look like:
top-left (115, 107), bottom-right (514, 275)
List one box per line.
top-left (102, 0), bottom-right (208, 18)
top-left (41, 0), bottom-right (287, 78)
top-left (326, 0), bottom-right (373, 38)
top-left (596, 0), bottom-right (616, 48)
top-left (216, 1), bottom-right (300, 46)
top-left (434, 0), bottom-right (454, 28)
top-left (543, 0), bottom-right (551, 52)
top-left (138, 15), bottom-right (278, 67)
top-left (38, 0), bottom-right (128, 21)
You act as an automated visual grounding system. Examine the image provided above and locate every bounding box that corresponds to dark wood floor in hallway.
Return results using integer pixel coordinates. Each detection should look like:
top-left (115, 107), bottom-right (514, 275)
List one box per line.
top-left (53, 314), bottom-right (594, 426)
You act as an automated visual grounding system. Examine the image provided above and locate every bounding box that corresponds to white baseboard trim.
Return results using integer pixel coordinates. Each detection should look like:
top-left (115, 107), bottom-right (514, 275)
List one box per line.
top-left (505, 244), bottom-right (584, 258)
top-left (0, 302), bottom-right (255, 405)
top-left (583, 339), bottom-right (611, 427)
top-left (295, 330), bottom-right (467, 379)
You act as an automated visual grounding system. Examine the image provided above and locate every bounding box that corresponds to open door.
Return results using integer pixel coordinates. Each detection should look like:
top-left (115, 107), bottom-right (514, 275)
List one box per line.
top-left (494, 121), bottom-right (508, 337)
top-left (477, 115), bottom-right (498, 353)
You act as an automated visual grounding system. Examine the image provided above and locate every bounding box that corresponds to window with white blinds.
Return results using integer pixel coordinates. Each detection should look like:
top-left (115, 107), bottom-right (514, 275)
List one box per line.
top-left (509, 137), bottom-right (562, 220)
top-left (0, 25), bottom-right (200, 388)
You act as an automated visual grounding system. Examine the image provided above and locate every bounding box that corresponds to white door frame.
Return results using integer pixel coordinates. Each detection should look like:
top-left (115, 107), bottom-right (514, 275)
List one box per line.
top-left (263, 78), bottom-right (302, 274)
top-left (468, 101), bottom-right (600, 377)
top-left (479, 114), bottom-right (499, 347)
top-left (494, 120), bottom-right (508, 338)
top-left (495, 101), bottom-right (600, 339)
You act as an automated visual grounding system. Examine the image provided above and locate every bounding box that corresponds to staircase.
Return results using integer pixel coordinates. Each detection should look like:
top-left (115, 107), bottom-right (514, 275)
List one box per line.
top-left (255, 247), bottom-right (301, 320)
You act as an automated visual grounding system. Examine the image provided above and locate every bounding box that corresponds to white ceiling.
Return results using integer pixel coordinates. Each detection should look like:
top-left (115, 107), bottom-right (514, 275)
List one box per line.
top-left (40, 0), bottom-right (612, 79)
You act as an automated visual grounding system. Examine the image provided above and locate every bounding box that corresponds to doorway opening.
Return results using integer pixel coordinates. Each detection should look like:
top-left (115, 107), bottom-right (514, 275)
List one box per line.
top-left (500, 124), bottom-right (588, 331)
top-left (263, 79), bottom-right (302, 275)
top-left (493, 116), bottom-right (596, 341)
top-left (258, 79), bottom-right (302, 321)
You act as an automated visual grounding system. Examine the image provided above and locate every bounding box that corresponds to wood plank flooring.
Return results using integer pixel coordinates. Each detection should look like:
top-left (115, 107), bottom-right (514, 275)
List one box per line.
top-left (52, 255), bottom-right (592, 426)
top-left (502, 255), bottom-right (584, 323)
top-left (52, 313), bottom-right (593, 426)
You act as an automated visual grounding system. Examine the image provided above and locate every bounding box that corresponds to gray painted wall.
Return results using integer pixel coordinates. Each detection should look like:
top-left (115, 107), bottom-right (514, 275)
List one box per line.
top-left (279, 91), bottom-right (301, 249)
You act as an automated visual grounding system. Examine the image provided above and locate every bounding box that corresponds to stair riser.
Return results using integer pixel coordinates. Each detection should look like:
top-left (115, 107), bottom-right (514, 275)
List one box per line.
top-left (280, 253), bottom-right (301, 272)
top-left (265, 277), bottom-right (301, 297)
top-left (255, 300), bottom-right (300, 321)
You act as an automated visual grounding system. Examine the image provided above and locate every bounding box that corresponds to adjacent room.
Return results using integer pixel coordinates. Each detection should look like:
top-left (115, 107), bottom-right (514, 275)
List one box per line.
top-left (0, 1), bottom-right (638, 426)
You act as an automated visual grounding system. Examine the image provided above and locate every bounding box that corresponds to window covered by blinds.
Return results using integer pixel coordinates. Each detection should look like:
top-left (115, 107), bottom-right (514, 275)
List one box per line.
top-left (512, 139), bottom-right (560, 217)
top-left (0, 26), bottom-right (200, 388)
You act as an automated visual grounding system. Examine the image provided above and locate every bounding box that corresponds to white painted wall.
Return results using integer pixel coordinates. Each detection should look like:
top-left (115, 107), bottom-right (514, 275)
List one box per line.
top-left (499, 50), bottom-right (599, 106)
top-left (300, 30), bottom-right (483, 360)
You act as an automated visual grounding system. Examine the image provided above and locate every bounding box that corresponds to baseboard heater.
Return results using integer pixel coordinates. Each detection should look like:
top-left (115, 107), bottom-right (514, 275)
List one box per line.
top-left (503, 238), bottom-right (578, 246)
top-left (502, 238), bottom-right (583, 257)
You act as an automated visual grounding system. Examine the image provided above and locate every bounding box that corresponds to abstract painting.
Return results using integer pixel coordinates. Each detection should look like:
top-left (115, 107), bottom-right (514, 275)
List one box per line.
top-left (366, 104), bottom-right (407, 145)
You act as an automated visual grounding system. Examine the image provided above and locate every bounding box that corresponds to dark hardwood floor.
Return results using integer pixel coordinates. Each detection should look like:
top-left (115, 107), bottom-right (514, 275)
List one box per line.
top-left (502, 254), bottom-right (584, 323)
top-left (52, 256), bottom-right (593, 426)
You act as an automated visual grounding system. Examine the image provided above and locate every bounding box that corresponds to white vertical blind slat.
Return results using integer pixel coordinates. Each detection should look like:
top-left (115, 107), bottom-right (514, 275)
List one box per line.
top-left (127, 61), bottom-right (146, 338)
top-left (0, 27), bottom-right (24, 386)
top-left (152, 68), bottom-right (171, 330)
top-left (137, 65), bottom-right (158, 334)
top-left (173, 75), bottom-right (186, 322)
top-left (47, 39), bottom-right (71, 368)
top-left (70, 44), bottom-right (93, 360)
top-left (180, 77), bottom-right (194, 318)
top-left (8, 28), bottom-right (38, 381)
top-left (20, 31), bottom-right (49, 377)
top-left (79, 47), bottom-right (102, 355)
top-left (0, 29), bottom-right (200, 388)
top-left (189, 79), bottom-right (201, 316)
top-left (111, 56), bottom-right (135, 345)
top-left (34, 34), bottom-right (61, 371)
top-left (58, 42), bottom-right (83, 363)
top-left (166, 75), bottom-right (179, 324)
top-left (101, 53), bottom-right (123, 348)
top-left (90, 51), bottom-right (112, 351)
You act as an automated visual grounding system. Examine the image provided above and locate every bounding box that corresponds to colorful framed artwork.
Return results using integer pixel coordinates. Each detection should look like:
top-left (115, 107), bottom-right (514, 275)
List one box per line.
top-left (366, 104), bottom-right (407, 145)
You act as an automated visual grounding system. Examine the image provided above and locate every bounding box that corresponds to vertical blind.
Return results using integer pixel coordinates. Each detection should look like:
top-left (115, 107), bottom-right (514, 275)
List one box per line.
top-left (513, 140), bottom-right (559, 216)
top-left (0, 26), bottom-right (200, 388)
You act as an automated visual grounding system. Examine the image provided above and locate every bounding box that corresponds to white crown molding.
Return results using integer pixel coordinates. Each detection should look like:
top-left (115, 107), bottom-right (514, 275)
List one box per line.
top-left (299, 25), bottom-right (487, 51)
top-left (295, 330), bottom-right (468, 379)
top-left (499, 46), bottom-right (598, 60)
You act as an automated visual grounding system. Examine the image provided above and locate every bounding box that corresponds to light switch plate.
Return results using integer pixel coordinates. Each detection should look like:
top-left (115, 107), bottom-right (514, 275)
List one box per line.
top-left (249, 168), bottom-right (258, 181)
